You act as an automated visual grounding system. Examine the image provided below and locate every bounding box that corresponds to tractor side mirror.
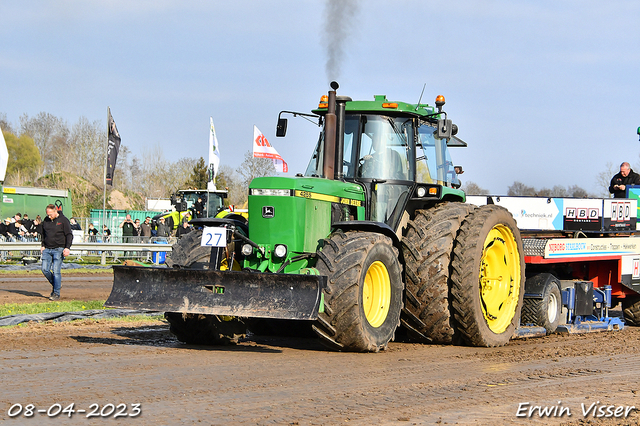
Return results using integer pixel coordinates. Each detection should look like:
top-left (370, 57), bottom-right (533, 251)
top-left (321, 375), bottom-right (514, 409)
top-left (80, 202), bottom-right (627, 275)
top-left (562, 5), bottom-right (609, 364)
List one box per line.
top-left (437, 119), bottom-right (452, 139)
top-left (276, 118), bottom-right (288, 137)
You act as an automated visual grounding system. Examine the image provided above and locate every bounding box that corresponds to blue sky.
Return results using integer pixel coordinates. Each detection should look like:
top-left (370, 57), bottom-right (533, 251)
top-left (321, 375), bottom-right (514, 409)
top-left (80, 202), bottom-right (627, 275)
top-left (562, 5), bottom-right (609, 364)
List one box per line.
top-left (2, 1), bottom-right (639, 195)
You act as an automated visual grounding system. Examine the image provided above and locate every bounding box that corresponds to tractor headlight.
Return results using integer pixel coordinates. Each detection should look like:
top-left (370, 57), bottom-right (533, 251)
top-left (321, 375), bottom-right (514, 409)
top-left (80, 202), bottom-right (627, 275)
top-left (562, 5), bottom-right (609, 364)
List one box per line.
top-left (417, 187), bottom-right (426, 197)
top-left (274, 244), bottom-right (288, 258)
top-left (241, 244), bottom-right (253, 256)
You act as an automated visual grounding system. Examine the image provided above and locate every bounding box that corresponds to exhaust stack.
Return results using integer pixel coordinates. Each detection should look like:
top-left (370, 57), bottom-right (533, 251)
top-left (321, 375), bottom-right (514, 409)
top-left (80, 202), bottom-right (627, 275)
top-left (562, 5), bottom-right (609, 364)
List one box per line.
top-left (322, 82), bottom-right (338, 179)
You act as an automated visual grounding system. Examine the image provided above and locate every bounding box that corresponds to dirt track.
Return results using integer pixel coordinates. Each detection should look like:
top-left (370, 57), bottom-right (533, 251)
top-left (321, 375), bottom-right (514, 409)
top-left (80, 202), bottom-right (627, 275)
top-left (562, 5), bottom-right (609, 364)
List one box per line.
top-left (1, 274), bottom-right (640, 425)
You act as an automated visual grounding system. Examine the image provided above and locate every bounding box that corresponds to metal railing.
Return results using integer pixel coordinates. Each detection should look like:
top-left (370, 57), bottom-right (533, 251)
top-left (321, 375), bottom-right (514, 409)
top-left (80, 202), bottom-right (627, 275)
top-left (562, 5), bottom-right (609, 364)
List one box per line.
top-left (0, 239), bottom-right (175, 265)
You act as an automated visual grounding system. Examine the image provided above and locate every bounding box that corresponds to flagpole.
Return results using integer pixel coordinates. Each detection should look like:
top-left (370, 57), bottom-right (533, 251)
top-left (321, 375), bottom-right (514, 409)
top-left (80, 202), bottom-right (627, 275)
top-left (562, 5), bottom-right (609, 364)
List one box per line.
top-left (102, 107), bottom-right (109, 228)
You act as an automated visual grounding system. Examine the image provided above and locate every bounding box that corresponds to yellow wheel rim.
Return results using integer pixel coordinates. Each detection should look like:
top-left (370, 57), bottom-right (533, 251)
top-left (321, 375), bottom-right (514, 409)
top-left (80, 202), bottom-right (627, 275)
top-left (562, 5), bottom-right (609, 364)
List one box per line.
top-left (220, 258), bottom-right (241, 271)
top-left (479, 224), bottom-right (521, 334)
top-left (363, 261), bottom-right (391, 328)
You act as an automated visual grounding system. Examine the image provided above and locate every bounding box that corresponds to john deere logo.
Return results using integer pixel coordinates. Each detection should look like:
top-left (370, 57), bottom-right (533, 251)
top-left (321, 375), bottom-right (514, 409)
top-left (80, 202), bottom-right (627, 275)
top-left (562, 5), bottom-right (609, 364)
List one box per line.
top-left (262, 206), bottom-right (275, 218)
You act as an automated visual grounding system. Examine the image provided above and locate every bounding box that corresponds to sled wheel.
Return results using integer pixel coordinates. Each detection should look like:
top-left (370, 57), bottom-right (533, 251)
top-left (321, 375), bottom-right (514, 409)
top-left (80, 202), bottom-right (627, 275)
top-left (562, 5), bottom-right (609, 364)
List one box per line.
top-left (313, 230), bottom-right (403, 352)
top-left (623, 297), bottom-right (640, 326)
top-left (450, 205), bottom-right (525, 347)
top-left (521, 273), bottom-right (562, 334)
top-left (401, 202), bottom-right (475, 343)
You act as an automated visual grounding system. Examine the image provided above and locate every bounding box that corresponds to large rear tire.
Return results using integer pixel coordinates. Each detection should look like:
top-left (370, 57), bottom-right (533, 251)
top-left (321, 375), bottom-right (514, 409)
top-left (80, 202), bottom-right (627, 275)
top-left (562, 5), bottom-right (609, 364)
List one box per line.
top-left (450, 205), bottom-right (525, 347)
top-left (313, 230), bottom-right (403, 352)
top-left (401, 202), bottom-right (474, 343)
top-left (622, 297), bottom-right (640, 326)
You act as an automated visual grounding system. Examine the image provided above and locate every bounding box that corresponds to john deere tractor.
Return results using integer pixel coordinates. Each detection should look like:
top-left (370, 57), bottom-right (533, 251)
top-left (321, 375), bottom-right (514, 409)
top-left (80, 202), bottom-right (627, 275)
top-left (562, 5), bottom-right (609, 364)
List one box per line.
top-left (107, 82), bottom-right (525, 352)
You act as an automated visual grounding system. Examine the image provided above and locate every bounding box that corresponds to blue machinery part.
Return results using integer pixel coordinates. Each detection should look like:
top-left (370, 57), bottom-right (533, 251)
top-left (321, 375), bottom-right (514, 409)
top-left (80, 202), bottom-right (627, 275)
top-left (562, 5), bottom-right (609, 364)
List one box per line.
top-left (515, 284), bottom-right (624, 339)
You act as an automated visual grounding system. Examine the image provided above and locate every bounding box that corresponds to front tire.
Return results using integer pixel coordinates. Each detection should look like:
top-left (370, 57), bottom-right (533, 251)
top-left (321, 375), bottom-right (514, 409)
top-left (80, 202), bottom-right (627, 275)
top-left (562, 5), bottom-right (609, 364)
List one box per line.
top-left (165, 312), bottom-right (247, 345)
top-left (450, 205), bottom-right (525, 347)
top-left (314, 230), bottom-right (403, 352)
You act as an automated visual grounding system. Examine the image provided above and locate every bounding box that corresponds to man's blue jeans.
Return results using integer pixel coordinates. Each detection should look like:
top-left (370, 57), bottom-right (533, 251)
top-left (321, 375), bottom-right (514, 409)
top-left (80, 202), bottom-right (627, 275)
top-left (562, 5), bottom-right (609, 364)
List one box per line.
top-left (42, 247), bottom-right (64, 295)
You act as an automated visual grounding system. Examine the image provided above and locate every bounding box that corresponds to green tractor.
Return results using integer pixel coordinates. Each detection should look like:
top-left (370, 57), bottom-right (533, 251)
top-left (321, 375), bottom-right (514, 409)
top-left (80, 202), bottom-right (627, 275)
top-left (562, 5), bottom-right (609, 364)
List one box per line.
top-left (153, 188), bottom-right (228, 230)
top-left (107, 82), bottom-right (525, 352)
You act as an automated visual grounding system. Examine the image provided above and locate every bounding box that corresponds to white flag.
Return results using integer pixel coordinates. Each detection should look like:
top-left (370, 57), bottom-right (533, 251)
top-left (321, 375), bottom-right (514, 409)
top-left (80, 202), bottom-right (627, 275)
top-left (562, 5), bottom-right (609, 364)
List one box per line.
top-left (253, 125), bottom-right (288, 173)
top-left (0, 126), bottom-right (7, 182)
top-left (208, 117), bottom-right (220, 191)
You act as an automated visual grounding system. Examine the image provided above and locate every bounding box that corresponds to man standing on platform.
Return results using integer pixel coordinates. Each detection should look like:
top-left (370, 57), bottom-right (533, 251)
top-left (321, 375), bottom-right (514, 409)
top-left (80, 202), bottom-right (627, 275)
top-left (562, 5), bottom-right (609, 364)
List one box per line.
top-left (40, 204), bottom-right (73, 301)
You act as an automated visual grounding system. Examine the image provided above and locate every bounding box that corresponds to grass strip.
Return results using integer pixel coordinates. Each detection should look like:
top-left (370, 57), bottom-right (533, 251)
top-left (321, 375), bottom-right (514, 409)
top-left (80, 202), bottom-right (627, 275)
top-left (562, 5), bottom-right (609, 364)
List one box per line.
top-left (0, 268), bottom-right (113, 275)
top-left (0, 300), bottom-right (108, 317)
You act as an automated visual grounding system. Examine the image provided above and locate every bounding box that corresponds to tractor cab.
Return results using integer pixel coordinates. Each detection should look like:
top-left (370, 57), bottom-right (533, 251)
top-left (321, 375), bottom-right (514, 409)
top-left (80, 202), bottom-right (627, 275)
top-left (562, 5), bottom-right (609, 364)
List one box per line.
top-left (302, 89), bottom-right (466, 230)
top-left (154, 189), bottom-right (227, 230)
top-left (172, 189), bottom-right (226, 219)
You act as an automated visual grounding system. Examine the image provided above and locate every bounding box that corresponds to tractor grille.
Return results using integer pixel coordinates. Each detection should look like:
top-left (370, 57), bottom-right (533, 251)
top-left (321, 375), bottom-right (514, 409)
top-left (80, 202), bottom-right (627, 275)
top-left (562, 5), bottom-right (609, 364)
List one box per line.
top-left (523, 238), bottom-right (546, 257)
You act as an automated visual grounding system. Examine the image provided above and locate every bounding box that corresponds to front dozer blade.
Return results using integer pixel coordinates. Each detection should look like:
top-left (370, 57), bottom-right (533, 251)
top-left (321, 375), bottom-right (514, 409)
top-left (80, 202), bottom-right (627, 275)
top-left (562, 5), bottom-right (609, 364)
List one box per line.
top-left (106, 266), bottom-right (327, 320)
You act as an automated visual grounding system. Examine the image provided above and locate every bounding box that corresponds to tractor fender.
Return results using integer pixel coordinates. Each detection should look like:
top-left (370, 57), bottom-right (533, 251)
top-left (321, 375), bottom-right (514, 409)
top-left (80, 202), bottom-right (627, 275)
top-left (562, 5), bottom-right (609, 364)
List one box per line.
top-left (330, 221), bottom-right (403, 262)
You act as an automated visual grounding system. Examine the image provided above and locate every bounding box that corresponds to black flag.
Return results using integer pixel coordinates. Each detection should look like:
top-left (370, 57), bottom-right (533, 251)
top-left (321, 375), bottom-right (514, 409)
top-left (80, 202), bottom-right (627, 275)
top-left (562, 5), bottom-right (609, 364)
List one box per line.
top-left (106, 108), bottom-right (121, 186)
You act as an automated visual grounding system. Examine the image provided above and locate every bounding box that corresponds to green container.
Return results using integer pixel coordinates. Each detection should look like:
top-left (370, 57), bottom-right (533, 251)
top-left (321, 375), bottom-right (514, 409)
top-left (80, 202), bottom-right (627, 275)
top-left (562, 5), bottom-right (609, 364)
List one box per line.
top-left (1, 185), bottom-right (72, 219)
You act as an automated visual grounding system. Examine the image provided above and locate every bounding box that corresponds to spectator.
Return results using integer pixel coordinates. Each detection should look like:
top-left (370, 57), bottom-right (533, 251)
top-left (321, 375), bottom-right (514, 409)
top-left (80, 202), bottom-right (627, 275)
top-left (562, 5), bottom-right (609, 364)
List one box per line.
top-left (182, 211), bottom-right (192, 224)
top-left (31, 217), bottom-right (43, 239)
top-left (132, 218), bottom-right (143, 243)
top-left (87, 223), bottom-right (99, 242)
top-left (17, 221), bottom-right (30, 240)
top-left (194, 197), bottom-right (205, 218)
top-left (140, 217), bottom-right (152, 242)
top-left (119, 214), bottom-right (135, 243)
top-left (102, 225), bottom-right (111, 242)
top-left (41, 204), bottom-right (73, 301)
top-left (0, 218), bottom-right (11, 240)
top-left (609, 162), bottom-right (640, 198)
top-left (176, 220), bottom-right (192, 238)
top-left (156, 217), bottom-right (171, 238)
top-left (22, 214), bottom-right (33, 233)
top-left (69, 218), bottom-right (82, 231)
top-left (7, 218), bottom-right (20, 240)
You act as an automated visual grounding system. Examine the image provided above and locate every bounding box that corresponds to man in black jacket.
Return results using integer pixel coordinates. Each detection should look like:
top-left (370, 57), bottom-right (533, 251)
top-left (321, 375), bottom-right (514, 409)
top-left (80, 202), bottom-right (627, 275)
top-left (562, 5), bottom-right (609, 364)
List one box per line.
top-left (40, 204), bottom-right (73, 300)
top-left (609, 162), bottom-right (640, 198)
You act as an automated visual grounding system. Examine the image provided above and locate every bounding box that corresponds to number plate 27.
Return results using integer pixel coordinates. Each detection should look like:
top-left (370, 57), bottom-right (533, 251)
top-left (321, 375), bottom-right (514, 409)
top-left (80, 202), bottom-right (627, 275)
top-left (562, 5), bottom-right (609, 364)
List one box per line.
top-left (201, 227), bottom-right (227, 247)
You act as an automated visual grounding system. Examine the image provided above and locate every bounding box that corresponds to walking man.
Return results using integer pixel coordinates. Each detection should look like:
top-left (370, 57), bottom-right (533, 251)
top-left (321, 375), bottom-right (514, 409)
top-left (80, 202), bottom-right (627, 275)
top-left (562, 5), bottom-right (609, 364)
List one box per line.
top-left (40, 204), bottom-right (73, 301)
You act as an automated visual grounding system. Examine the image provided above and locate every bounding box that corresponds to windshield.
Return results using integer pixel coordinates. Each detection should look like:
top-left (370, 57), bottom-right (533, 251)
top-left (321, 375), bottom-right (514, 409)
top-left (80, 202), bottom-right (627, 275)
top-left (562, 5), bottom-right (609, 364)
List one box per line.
top-left (179, 191), bottom-right (225, 218)
top-left (417, 123), bottom-right (460, 187)
top-left (306, 114), bottom-right (414, 180)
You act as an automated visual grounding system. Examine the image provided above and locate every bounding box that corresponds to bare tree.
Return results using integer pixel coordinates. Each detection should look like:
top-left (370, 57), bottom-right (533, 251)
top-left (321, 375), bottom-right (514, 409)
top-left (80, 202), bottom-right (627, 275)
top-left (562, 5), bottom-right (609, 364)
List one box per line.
top-left (235, 150), bottom-right (277, 205)
top-left (0, 113), bottom-right (15, 134)
top-left (568, 184), bottom-right (589, 198)
top-left (461, 181), bottom-right (490, 195)
top-left (550, 185), bottom-right (568, 197)
top-left (595, 162), bottom-right (616, 198)
top-left (507, 181), bottom-right (536, 196)
top-left (64, 116), bottom-right (105, 185)
top-left (237, 150), bottom-right (276, 188)
top-left (19, 112), bottom-right (69, 175)
top-left (217, 164), bottom-right (245, 206)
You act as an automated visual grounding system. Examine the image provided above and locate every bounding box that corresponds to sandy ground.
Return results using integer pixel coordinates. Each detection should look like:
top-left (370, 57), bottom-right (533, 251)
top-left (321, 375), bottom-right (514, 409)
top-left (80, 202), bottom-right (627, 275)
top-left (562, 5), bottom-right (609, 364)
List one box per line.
top-left (0, 272), bottom-right (114, 304)
top-left (1, 273), bottom-right (640, 425)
